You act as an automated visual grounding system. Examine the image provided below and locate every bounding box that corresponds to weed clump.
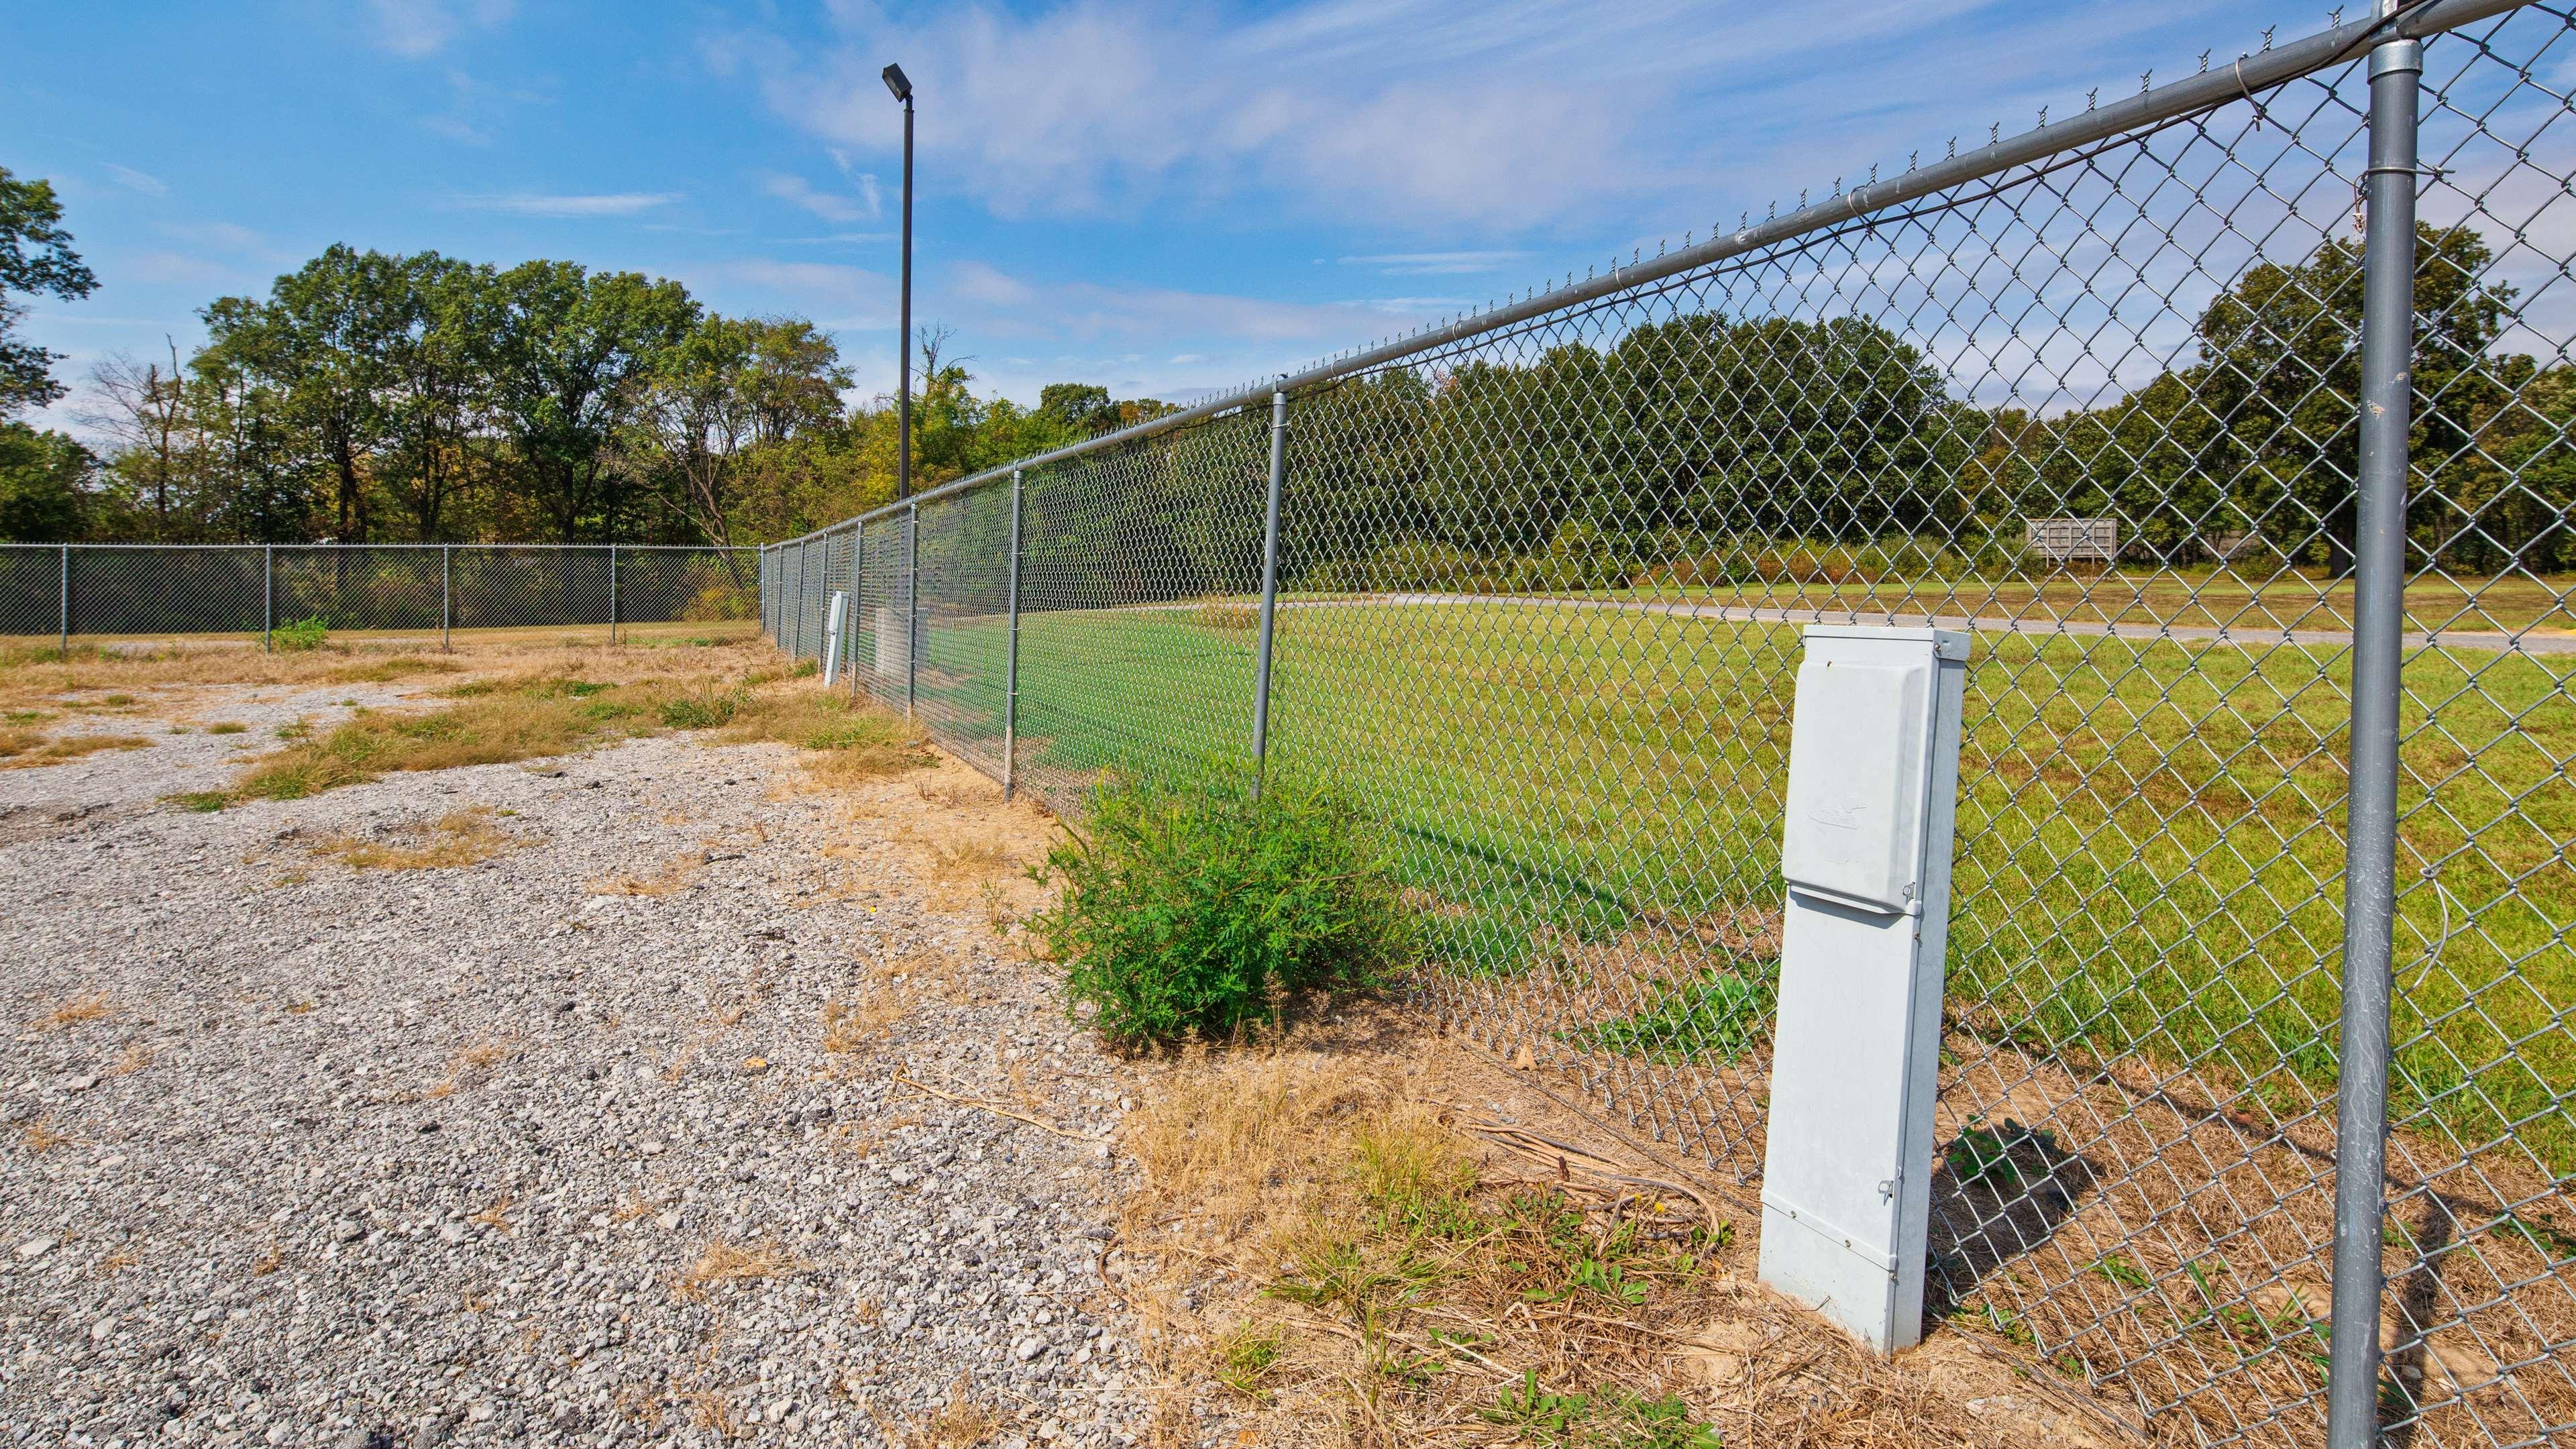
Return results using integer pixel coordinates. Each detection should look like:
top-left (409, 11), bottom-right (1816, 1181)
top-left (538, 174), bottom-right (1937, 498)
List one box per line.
top-left (1028, 768), bottom-right (1407, 1047)
top-left (271, 616), bottom-right (329, 651)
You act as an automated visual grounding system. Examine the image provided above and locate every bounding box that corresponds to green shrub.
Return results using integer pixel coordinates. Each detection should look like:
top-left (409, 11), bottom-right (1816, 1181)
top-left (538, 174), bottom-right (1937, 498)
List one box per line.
top-left (272, 616), bottom-right (329, 651)
top-left (1029, 767), bottom-right (1409, 1046)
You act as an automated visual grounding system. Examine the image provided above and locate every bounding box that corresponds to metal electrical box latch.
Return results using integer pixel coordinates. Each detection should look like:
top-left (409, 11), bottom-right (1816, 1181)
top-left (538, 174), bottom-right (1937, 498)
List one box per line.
top-left (1757, 625), bottom-right (1970, 1352)
top-left (821, 591), bottom-right (847, 687)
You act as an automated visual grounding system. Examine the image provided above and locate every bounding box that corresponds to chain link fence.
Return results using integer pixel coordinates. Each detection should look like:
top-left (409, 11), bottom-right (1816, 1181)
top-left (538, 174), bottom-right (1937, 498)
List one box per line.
top-left (0, 543), bottom-right (759, 649)
top-left (765, 3), bottom-right (2573, 1443)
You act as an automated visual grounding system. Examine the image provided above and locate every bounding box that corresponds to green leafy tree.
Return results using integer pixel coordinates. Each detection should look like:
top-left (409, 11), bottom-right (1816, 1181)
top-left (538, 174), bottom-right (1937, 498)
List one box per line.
top-left (0, 166), bottom-right (99, 417)
top-left (2190, 222), bottom-right (2510, 572)
top-left (478, 260), bottom-right (698, 541)
top-left (643, 313), bottom-right (852, 548)
top-left (0, 421), bottom-right (91, 540)
top-left (199, 246), bottom-right (419, 542)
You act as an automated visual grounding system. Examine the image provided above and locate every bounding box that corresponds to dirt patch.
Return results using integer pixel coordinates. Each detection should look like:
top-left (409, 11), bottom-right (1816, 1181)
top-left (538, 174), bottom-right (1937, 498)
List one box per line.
top-left (1103, 1005), bottom-right (2148, 1447)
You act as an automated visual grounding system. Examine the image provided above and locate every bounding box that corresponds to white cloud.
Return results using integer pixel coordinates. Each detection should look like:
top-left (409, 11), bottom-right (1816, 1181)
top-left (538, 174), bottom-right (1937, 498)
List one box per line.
top-left (716, 259), bottom-right (894, 310)
top-left (763, 173), bottom-right (875, 224)
top-left (157, 221), bottom-right (273, 255)
top-left (455, 191), bottom-right (682, 218)
top-left (121, 250), bottom-right (248, 288)
top-left (951, 261), bottom-right (1033, 307)
top-left (1340, 251), bottom-right (1529, 276)
top-left (710, 0), bottom-right (2279, 237)
top-left (103, 164), bottom-right (167, 197)
top-left (367, 0), bottom-right (516, 59)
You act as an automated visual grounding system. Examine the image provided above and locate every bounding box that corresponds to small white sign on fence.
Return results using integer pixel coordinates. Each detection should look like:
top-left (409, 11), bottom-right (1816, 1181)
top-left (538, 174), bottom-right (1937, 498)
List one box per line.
top-left (2024, 517), bottom-right (2119, 561)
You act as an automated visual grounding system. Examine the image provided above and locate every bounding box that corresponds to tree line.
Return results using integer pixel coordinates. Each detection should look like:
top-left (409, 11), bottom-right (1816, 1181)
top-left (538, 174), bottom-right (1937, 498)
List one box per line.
top-left (7, 156), bottom-right (2570, 577)
top-left (991, 221), bottom-right (2569, 596)
top-left (0, 168), bottom-right (1175, 547)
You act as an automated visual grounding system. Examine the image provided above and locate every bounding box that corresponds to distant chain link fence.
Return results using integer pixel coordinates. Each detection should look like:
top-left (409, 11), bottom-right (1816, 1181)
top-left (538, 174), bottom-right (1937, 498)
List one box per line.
top-left (0, 543), bottom-right (759, 649)
top-left (766, 3), bottom-right (2574, 1444)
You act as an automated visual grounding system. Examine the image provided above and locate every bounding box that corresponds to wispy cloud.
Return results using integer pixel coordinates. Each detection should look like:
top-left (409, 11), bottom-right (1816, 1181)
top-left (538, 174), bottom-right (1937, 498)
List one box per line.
top-left (707, 0), bottom-right (2269, 237)
top-left (455, 191), bottom-right (682, 218)
top-left (156, 221), bottom-right (292, 261)
top-left (763, 173), bottom-right (876, 224)
top-left (367, 0), bottom-right (517, 59)
top-left (103, 164), bottom-right (168, 197)
top-left (1340, 251), bottom-right (1528, 276)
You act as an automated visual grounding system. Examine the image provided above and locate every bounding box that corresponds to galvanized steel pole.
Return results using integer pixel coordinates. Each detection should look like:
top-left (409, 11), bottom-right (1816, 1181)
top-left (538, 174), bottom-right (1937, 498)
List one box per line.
top-left (608, 543), bottom-right (620, 645)
top-left (441, 545), bottom-right (451, 653)
top-left (1249, 390), bottom-right (1289, 786)
top-left (1002, 470), bottom-right (1024, 801)
top-left (263, 545), bottom-right (274, 653)
top-left (847, 522), bottom-right (866, 702)
top-left (57, 544), bottom-right (69, 656)
top-left (2327, 26), bottom-right (2420, 1449)
top-left (905, 501), bottom-right (920, 718)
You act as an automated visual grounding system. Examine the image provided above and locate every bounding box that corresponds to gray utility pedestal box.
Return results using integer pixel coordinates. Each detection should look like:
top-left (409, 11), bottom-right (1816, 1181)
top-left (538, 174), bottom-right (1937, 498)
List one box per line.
top-left (1757, 625), bottom-right (1970, 1352)
top-left (821, 592), bottom-right (848, 687)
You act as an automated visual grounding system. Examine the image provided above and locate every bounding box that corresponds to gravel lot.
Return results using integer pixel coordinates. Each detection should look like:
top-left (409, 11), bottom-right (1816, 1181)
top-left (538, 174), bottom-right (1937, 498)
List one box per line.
top-left (0, 680), bottom-right (1144, 1448)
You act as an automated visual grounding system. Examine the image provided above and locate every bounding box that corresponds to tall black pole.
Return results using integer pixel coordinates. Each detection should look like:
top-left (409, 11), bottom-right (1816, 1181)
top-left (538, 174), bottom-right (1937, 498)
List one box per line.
top-left (897, 95), bottom-right (914, 502)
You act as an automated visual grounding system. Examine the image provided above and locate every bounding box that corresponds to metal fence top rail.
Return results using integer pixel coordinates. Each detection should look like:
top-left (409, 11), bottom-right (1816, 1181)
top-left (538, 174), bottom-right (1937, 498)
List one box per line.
top-left (0, 542), bottom-right (761, 551)
top-left (768, 0), bottom-right (2520, 549)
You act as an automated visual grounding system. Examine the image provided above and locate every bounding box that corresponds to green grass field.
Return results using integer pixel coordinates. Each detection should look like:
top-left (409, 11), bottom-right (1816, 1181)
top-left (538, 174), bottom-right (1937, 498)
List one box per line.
top-left (866, 596), bottom-right (2576, 1174)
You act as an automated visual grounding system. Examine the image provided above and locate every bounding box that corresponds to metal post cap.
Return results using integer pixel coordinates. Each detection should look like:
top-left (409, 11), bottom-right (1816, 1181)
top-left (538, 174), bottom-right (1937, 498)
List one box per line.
top-left (2369, 38), bottom-right (2423, 77)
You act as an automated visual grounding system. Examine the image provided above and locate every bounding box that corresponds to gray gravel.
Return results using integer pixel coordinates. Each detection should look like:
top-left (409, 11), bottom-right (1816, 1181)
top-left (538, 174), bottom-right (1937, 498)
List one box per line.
top-left (0, 688), bottom-right (1144, 1448)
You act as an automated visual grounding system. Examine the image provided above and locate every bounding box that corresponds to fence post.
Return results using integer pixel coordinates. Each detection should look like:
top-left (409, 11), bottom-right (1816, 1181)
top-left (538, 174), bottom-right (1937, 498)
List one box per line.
top-left (608, 543), bottom-right (620, 645)
top-left (441, 545), bottom-right (452, 653)
top-left (847, 522), bottom-right (866, 702)
top-left (1003, 470), bottom-right (1024, 800)
top-left (2327, 28), bottom-right (2420, 1449)
top-left (906, 502), bottom-right (920, 718)
top-left (1248, 388), bottom-right (1289, 786)
top-left (262, 545), bottom-right (273, 653)
top-left (58, 544), bottom-right (70, 655)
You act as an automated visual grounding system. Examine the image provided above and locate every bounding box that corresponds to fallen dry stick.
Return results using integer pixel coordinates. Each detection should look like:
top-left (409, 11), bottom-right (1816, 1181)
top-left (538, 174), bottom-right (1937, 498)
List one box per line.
top-left (1439, 1107), bottom-right (1731, 1244)
top-left (894, 1075), bottom-right (1106, 1142)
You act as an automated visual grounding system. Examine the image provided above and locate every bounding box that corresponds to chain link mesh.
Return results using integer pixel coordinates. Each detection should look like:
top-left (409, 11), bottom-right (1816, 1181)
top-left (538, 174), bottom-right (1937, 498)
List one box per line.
top-left (0, 543), bottom-right (758, 646)
top-left (760, 6), bottom-right (2575, 1442)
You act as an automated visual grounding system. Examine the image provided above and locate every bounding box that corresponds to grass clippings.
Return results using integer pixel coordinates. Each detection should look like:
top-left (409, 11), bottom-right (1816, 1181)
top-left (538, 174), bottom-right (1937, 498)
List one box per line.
top-left (18, 1120), bottom-right (70, 1154)
top-left (882, 1375), bottom-right (1007, 1449)
top-left (671, 1239), bottom-right (806, 1301)
top-left (820, 994), bottom-right (907, 1054)
top-left (311, 807), bottom-right (524, 871)
top-left (590, 851), bottom-right (705, 897)
top-left (31, 991), bottom-right (114, 1031)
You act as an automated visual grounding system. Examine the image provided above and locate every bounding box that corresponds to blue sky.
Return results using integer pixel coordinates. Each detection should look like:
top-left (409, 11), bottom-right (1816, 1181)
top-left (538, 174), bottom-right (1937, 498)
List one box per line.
top-left (8, 0), bottom-right (2362, 434)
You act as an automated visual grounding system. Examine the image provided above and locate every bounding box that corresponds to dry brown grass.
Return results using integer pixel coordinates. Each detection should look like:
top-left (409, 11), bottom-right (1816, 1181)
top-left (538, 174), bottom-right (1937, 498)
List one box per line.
top-left (712, 686), bottom-right (933, 788)
top-left (878, 1376), bottom-right (1006, 1449)
top-left (0, 632), bottom-right (764, 712)
top-left (111, 1043), bottom-right (150, 1076)
top-left (311, 807), bottom-right (523, 871)
top-left (1, 636), bottom-right (794, 806)
top-left (30, 991), bottom-right (114, 1030)
top-left (1113, 1015), bottom-right (2137, 1448)
top-left (671, 1239), bottom-right (806, 1301)
top-left (18, 1120), bottom-right (70, 1153)
top-left (821, 993), bottom-right (908, 1053)
top-left (590, 850), bottom-right (705, 896)
top-left (425, 1037), bottom-right (515, 1099)
top-left (0, 728), bottom-right (151, 769)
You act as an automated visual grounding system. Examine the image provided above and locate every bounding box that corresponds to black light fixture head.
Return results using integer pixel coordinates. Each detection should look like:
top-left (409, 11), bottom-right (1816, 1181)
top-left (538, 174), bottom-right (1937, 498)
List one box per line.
top-left (881, 63), bottom-right (912, 103)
